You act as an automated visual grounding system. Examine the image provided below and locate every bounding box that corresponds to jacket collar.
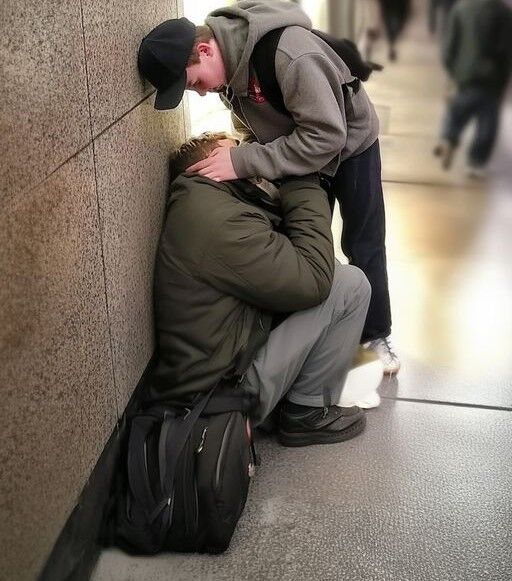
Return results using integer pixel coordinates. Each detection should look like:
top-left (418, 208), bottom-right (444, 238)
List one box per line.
top-left (224, 179), bottom-right (282, 226)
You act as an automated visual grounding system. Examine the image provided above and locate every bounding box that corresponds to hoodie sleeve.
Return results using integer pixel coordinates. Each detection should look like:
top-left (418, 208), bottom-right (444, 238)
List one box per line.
top-left (197, 175), bottom-right (334, 312)
top-left (230, 51), bottom-right (348, 180)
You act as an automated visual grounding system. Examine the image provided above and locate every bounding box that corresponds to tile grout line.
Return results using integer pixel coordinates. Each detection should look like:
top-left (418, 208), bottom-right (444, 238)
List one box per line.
top-left (78, 0), bottom-right (120, 420)
top-left (381, 177), bottom-right (480, 190)
top-left (13, 93), bottom-right (155, 204)
top-left (380, 395), bottom-right (512, 412)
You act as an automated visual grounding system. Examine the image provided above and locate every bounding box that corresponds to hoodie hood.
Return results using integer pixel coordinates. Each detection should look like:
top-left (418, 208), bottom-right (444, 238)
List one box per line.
top-left (205, 0), bottom-right (311, 96)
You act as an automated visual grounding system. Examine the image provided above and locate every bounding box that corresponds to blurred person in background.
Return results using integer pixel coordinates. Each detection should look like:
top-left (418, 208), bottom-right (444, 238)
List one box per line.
top-left (434, 0), bottom-right (512, 177)
top-left (377, 0), bottom-right (411, 61)
top-left (428, 0), bottom-right (457, 35)
top-left (360, 0), bottom-right (383, 61)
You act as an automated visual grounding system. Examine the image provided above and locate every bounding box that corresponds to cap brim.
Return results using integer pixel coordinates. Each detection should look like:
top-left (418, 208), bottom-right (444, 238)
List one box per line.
top-left (154, 71), bottom-right (187, 110)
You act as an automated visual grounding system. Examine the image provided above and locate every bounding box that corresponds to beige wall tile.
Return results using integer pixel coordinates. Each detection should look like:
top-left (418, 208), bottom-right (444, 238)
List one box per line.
top-left (0, 0), bottom-right (91, 199)
top-left (0, 146), bottom-right (116, 581)
top-left (81, 0), bottom-right (180, 136)
top-left (93, 98), bottom-right (186, 411)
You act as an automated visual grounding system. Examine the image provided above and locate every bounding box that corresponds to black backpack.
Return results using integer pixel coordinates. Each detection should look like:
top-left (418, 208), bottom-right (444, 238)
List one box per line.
top-left (111, 386), bottom-right (257, 555)
top-left (109, 333), bottom-right (262, 555)
top-left (251, 27), bottom-right (383, 117)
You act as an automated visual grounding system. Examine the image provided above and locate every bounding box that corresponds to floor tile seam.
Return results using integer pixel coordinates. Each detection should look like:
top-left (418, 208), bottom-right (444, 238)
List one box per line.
top-left (380, 395), bottom-right (512, 413)
top-left (381, 177), bottom-right (480, 190)
top-left (379, 132), bottom-right (441, 139)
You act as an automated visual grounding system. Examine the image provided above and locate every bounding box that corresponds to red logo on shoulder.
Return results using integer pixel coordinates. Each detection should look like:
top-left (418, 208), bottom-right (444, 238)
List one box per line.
top-left (248, 76), bottom-right (267, 104)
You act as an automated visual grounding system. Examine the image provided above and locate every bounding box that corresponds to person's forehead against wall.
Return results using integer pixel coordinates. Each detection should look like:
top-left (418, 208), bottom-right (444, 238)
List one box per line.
top-left (138, 17), bottom-right (196, 110)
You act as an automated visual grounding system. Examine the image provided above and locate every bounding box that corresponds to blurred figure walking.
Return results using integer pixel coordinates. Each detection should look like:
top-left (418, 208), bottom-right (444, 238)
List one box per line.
top-left (377, 0), bottom-right (411, 61)
top-left (434, 0), bottom-right (512, 177)
top-left (360, 0), bottom-right (382, 61)
top-left (428, 0), bottom-right (456, 35)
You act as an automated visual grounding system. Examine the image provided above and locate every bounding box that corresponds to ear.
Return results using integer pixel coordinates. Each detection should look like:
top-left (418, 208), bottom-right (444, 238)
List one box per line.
top-left (196, 41), bottom-right (214, 58)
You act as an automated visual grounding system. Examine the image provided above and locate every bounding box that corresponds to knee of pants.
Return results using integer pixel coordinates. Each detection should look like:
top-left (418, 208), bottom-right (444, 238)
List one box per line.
top-left (332, 264), bottom-right (372, 310)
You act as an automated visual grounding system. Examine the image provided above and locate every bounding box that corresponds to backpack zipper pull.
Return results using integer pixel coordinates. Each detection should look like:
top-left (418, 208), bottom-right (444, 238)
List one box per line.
top-left (196, 427), bottom-right (208, 453)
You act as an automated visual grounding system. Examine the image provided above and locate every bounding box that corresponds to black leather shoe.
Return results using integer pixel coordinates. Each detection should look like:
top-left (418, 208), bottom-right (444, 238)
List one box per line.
top-left (278, 404), bottom-right (366, 447)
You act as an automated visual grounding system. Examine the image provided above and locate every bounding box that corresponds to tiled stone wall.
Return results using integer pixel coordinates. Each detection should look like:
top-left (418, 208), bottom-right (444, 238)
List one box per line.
top-left (0, 1), bottom-right (186, 580)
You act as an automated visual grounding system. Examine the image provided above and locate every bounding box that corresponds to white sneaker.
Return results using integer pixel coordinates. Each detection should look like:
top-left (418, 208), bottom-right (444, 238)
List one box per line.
top-left (362, 336), bottom-right (401, 375)
top-left (340, 357), bottom-right (383, 409)
top-left (353, 390), bottom-right (381, 409)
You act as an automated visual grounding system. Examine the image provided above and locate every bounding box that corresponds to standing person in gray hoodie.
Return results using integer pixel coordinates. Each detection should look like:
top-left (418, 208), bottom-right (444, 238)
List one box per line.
top-left (138, 0), bottom-right (400, 374)
top-left (434, 0), bottom-right (512, 176)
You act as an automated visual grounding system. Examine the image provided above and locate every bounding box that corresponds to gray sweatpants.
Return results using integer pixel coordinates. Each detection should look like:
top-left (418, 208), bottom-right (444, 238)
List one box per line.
top-left (241, 261), bottom-right (371, 426)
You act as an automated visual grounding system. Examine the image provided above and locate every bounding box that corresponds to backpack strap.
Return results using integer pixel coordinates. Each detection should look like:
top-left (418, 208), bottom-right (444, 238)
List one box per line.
top-left (127, 415), bottom-right (160, 512)
top-left (152, 385), bottom-right (217, 522)
top-left (252, 27), bottom-right (368, 119)
top-left (126, 386), bottom-right (217, 534)
top-left (136, 316), bottom-right (266, 528)
top-left (312, 30), bottom-right (366, 87)
top-left (251, 27), bottom-right (288, 116)
top-left (158, 410), bottom-right (179, 491)
top-left (202, 388), bottom-right (256, 415)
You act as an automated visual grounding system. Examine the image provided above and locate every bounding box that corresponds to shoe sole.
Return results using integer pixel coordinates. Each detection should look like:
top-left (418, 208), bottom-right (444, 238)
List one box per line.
top-left (278, 415), bottom-right (366, 448)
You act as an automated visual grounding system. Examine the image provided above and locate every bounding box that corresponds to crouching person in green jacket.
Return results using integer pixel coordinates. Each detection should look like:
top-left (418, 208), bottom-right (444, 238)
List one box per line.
top-left (147, 132), bottom-right (371, 447)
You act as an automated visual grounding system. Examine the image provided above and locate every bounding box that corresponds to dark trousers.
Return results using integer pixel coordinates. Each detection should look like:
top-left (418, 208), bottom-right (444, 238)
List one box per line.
top-left (325, 139), bottom-right (392, 342)
top-left (379, 0), bottom-right (410, 44)
top-left (442, 85), bottom-right (501, 167)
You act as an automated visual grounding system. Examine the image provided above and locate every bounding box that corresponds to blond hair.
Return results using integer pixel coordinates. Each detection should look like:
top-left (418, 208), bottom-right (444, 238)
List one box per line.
top-left (168, 132), bottom-right (232, 185)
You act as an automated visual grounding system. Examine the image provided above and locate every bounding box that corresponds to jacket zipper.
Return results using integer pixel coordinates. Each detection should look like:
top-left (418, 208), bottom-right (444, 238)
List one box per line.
top-left (193, 427), bottom-right (207, 537)
top-left (197, 427), bottom-right (207, 453)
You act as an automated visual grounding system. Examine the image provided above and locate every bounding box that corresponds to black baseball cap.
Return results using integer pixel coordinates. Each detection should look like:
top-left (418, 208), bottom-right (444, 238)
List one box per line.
top-left (138, 18), bottom-right (196, 110)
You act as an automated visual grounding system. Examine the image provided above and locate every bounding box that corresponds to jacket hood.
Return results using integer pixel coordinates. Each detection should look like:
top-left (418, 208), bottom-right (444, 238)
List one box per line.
top-left (205, 0), bottom-right (311, 95)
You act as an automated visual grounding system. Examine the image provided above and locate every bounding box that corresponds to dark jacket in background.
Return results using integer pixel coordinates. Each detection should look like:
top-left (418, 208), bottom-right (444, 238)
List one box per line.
top-left (378, 0), bottom-right (411, 43)
top-left (443, 0), bottom-right (512, 91)
top-left (147, 174), bottom-right (334, 402)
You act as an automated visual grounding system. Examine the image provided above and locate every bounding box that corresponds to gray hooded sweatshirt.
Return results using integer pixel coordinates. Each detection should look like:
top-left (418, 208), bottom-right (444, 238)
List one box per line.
top-left (206, 0), bottom-right (380, 180)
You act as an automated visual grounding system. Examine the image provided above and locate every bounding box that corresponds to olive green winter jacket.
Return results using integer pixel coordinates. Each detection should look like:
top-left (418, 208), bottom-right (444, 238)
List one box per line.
top-left (147, 174), bottom-right (334, 402)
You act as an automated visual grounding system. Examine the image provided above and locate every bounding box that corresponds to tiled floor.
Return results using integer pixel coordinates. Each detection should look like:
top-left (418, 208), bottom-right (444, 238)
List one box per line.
top-left (92, 2), bottom-right (512, 580)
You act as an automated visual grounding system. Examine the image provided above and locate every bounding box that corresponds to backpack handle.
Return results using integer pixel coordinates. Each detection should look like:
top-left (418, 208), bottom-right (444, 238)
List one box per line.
top-left (127, 416), bottom-right (160, 511)
top-left (157, 386), bottom-right (217, 503)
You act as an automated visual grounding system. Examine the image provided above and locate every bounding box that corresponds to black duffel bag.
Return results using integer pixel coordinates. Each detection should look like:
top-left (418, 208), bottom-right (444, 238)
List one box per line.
top-left (111, 385), bottom-right (258, 555)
